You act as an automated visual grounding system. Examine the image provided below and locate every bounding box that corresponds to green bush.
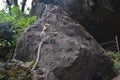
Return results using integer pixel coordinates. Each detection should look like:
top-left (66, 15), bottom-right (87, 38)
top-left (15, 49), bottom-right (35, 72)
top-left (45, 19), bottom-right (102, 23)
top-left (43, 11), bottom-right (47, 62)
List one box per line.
top-left (107, 51), bottom-right (120, 73)
top-left (0, 6), bottom-right (37, 61)
top-left (102, 51), bottom-right (120, 80)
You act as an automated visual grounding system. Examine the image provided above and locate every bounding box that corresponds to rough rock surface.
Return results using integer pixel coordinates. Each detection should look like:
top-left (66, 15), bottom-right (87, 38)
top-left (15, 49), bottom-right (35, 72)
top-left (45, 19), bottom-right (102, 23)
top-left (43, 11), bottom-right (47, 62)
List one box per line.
top-left (14, 4), bottom-right (113, 80)
top-left (31, 0), bottom-right (120, 45)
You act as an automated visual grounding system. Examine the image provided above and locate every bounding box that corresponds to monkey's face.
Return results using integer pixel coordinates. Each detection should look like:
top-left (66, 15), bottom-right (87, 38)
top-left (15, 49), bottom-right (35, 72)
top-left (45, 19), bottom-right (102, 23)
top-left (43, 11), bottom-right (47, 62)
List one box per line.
top-left (43, 26), bottom-right (50, 31)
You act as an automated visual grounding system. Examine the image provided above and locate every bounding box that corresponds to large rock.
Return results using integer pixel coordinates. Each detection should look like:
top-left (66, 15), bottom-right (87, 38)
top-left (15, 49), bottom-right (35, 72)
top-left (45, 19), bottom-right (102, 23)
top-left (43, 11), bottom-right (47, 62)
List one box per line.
top-left (14, 5), bottom-right (113, 80)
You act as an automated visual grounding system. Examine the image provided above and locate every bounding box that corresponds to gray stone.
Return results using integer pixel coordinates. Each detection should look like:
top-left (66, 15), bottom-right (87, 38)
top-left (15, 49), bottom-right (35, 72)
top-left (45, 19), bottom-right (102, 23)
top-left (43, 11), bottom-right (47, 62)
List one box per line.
top-left (14, 5), bottom-right (113, 80)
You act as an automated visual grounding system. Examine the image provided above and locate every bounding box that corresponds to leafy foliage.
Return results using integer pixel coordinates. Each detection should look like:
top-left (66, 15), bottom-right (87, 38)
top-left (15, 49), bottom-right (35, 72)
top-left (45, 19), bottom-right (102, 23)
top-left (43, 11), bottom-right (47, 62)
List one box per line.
top-left (102, 51), bottom-right (120, 80)
top-left (107, 51), bottom-right (120, 73)
top-left (0, 64), bottom-right (32, 80)
top-left (0, 6), bottom-right (37, 61)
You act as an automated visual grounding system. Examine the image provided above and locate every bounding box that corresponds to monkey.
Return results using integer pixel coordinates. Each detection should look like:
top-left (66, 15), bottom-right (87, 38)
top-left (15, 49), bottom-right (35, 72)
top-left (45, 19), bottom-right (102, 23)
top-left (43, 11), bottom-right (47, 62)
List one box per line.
top-left (32, 23), bottom-right (59, 71)
top-left (32, 23), bottom-right (50, 71)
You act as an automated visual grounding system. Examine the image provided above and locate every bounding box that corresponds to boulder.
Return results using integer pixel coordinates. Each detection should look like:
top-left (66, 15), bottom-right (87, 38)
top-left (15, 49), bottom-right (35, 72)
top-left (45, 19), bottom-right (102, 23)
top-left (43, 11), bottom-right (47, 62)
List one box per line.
top-left (14, 5), bottom-right (113, 80)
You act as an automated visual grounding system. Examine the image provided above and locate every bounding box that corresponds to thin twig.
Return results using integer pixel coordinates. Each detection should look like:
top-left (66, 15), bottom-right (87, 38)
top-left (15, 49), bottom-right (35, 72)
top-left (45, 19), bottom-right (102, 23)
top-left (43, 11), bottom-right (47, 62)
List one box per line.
top-left (115, 35), bottom-right (120, 53)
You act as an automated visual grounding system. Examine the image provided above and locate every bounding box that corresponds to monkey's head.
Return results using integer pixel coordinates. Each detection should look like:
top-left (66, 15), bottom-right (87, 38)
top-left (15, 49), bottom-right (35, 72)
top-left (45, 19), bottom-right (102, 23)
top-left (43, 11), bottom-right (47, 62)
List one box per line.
top-left (43, 23), bottom-right (50, 31)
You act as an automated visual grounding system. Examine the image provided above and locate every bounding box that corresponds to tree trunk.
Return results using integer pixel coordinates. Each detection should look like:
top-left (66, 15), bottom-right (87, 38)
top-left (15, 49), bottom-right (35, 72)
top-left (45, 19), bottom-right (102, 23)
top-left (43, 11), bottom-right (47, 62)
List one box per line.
top-left (30, 0), bottom-right (36, 15)
top-left (30, 0), bottom-right (47, 17)
top-left (21, 0), bottom-right (27, 12)
top-left (14, 0), bottom-right (18, 6)
top-left (6, 0), bottom-right (11, 13)
top-left (6, 0), bottom-right (11, 5)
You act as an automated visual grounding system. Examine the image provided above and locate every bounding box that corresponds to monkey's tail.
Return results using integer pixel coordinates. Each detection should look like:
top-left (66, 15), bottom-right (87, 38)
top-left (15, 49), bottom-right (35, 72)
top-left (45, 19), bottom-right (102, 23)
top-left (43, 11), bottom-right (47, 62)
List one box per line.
top-left (32, 41), bottom-right (43, 70)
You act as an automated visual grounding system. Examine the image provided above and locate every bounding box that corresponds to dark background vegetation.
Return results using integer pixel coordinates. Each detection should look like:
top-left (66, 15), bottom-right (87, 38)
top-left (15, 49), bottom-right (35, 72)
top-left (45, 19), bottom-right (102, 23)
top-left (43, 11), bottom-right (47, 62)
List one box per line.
top-left (0, 0), bottom-right (37, 61)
